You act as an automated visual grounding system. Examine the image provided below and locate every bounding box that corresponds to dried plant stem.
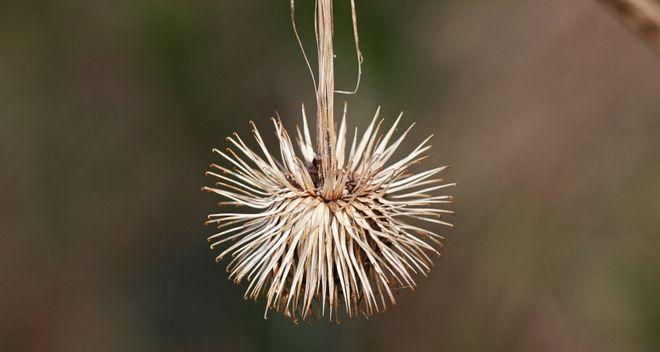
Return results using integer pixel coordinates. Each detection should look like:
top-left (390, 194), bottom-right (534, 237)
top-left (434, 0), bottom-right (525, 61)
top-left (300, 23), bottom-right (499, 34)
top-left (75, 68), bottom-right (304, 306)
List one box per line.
top-left (205, 0), bottom-right (456, 322)
top-left (596, 0), bottom-right (660, 54)
top-left (316, 0), bottom-right (337, 176)
top-left (291, 0), bottom-right (363, 176)
top-left (335, 0), bottom-right (364, 95)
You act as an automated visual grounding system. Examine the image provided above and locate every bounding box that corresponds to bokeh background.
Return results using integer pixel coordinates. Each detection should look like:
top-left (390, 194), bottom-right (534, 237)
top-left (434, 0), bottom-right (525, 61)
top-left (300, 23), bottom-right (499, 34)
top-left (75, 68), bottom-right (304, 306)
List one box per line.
top-left (3, 0), bottom-right (660, 351)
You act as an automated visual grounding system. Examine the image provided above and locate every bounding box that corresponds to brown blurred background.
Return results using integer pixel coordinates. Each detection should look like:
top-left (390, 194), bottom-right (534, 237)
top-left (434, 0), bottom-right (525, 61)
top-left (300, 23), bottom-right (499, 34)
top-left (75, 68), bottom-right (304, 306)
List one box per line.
top-left (2, 0), bottom-right (660, 351)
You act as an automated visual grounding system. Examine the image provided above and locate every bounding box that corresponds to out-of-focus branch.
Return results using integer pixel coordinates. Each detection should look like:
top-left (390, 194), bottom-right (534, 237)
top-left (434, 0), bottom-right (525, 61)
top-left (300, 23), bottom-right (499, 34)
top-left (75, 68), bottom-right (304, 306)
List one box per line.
top-left (595, 0), bottom-right (660, 54)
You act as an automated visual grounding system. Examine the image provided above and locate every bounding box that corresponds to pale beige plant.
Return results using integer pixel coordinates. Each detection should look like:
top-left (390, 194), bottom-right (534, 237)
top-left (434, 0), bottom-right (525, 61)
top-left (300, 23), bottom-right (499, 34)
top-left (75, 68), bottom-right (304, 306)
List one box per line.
top-left (203, 0), bottom-right (455, 322)
top-left (204, 105), bottom-right (454, 322)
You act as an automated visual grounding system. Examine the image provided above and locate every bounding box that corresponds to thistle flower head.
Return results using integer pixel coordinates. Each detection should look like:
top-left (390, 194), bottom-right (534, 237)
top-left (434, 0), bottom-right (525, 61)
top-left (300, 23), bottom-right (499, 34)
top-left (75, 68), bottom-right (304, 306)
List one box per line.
top-left (203, 105), bottom-right (455, 322)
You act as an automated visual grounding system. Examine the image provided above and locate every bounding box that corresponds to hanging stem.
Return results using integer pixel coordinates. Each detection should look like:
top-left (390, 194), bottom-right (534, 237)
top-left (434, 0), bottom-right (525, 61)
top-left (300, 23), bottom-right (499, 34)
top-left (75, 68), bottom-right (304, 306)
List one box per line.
top-left (315, 0), bottom-right (337, 176)
top-left (291, 0), bottom-right (362, 176)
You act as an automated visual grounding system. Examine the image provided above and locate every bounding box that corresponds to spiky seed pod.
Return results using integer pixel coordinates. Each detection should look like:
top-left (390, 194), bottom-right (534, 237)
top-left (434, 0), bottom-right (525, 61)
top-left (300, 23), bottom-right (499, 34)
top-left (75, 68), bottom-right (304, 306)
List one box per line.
top-left (203, 104), bottom-right (455, 322)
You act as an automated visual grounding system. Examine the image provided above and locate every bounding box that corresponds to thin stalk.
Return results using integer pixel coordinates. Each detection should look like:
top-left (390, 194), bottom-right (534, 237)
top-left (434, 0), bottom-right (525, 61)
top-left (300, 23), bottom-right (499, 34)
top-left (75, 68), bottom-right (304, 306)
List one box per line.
top-left (315, 0), bottom-right (337, 176)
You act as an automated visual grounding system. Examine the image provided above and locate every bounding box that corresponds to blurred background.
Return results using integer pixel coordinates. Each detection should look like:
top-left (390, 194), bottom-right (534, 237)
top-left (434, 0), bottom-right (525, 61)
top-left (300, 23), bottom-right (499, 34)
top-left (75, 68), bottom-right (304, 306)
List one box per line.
top-left (2, 0), bottom-right (660, 351)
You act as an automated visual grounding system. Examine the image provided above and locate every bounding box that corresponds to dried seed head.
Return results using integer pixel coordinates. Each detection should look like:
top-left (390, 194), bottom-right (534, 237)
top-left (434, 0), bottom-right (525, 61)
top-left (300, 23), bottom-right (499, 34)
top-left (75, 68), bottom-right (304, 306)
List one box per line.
top-left (203, 105), bottom-right (455, 322)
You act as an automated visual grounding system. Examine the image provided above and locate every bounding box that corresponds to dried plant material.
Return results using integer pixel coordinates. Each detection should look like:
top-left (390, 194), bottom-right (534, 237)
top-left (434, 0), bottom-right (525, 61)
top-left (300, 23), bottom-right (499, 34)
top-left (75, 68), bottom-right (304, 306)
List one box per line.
top-left (595, 0), bottom-right (660, 54)
top-left (203, 105), bottom-right (454, 321)
top-left (203, 0), bottom-right (455, 322)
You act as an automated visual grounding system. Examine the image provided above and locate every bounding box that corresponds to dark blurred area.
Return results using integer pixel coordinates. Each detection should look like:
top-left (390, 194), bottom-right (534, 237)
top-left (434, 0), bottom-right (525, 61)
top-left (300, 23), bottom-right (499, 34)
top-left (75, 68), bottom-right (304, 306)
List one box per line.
top-left (2, 0), bottom-right (660, 351)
